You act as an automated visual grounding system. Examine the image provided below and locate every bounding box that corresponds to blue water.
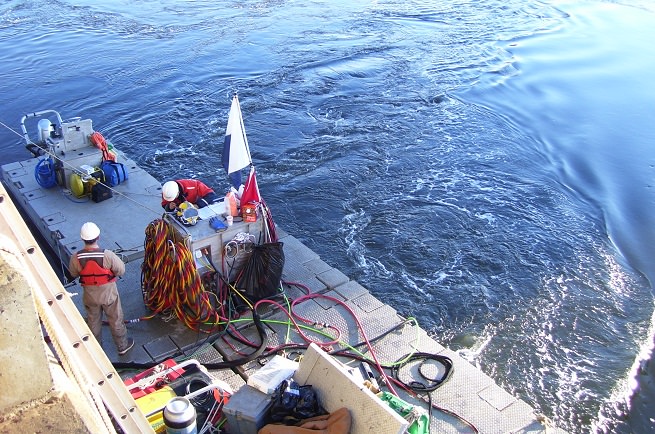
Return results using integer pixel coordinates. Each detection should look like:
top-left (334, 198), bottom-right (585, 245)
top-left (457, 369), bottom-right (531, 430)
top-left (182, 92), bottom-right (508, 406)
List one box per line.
top-left (1, 1), bottom-right (654, 432)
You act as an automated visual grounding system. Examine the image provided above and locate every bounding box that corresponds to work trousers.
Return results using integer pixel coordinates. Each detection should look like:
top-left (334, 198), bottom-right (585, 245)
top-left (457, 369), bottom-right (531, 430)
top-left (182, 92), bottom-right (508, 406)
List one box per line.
top-left (82, 282), bottom-right (128, 351)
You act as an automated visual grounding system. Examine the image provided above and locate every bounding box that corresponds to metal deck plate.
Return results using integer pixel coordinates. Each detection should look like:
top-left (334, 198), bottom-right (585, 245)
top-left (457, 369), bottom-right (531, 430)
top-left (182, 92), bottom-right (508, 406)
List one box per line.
top-left (316, 267), bottom-right (350, 289)
top-left (333, 279), bottom-right (369, 299)
top-left (278, 233), bottom-right (319, 264)
top-left (302, 257), bottom-right (334, 274)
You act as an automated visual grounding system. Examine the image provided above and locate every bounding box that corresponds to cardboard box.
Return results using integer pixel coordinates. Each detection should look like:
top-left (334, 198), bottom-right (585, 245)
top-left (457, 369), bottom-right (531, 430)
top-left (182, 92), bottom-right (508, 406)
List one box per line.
top-left (247, 355), bottom-right (298, 394)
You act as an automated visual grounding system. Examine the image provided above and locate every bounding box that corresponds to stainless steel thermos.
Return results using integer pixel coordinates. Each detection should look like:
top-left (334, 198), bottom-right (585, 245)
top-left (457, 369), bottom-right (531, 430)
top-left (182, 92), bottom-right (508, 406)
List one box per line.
top-left (163, 397), bottom-right (197, 434)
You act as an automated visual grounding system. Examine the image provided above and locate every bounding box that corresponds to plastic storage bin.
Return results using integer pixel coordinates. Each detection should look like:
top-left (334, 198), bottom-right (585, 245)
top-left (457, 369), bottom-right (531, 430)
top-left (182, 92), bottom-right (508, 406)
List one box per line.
top-left (223, 385), bottom-right (273, 434)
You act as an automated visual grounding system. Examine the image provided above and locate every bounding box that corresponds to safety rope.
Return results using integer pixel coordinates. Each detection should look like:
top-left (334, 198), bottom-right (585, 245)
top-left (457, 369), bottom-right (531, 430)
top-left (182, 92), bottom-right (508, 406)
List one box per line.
top-left (141, 218), bottom-right (226, 332)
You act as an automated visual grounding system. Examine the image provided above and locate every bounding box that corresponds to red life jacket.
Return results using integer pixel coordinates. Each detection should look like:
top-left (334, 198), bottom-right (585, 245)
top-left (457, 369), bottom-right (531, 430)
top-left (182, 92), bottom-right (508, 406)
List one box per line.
top-left (77, 249), bottom-right (116, 286)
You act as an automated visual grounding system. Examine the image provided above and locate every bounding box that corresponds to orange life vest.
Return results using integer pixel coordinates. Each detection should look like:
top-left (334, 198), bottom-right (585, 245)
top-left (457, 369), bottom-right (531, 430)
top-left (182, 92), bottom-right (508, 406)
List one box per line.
top-left (77, 249), bottom-right (116, 286)
top-left (90, 131), bottom-right (117, 162)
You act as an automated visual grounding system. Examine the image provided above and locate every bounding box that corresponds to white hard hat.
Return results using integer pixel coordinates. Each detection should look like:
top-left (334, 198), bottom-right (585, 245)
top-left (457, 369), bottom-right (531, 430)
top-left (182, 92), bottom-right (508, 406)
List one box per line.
top-left (162, 181), bottom-right (180, 201)
top-left (80, 222), bottom-right (100, 241)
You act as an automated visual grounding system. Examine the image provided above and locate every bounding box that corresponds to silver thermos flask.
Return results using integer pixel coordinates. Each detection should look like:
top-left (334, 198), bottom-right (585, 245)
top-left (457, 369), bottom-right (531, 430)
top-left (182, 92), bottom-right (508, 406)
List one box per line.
top-left (163, 397), bottom-right (197, 434)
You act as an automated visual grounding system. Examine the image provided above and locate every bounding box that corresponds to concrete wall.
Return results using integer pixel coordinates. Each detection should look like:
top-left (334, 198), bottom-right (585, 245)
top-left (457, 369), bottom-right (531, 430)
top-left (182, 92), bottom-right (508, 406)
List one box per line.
top-left (0, 184), bottom-right (110, 433)
top-left (0, 241), bottom-right (53, 411)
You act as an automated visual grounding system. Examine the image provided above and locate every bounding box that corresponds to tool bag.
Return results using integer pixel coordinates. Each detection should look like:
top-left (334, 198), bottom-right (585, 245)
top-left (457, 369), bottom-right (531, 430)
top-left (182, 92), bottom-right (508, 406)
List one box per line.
top-left (100, 160), bottom-right (128, 187)
top-left (91, 182), bottom-right (113, 203)
top-left (268, 380), bottom-right (327, 425)
top-left (234, 242), bottom-right (285, 302)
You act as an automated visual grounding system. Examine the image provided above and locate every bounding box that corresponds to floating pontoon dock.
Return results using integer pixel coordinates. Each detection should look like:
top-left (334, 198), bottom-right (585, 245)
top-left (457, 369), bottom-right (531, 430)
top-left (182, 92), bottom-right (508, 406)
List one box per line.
top-left (0, 112), bottom-right (564, 434)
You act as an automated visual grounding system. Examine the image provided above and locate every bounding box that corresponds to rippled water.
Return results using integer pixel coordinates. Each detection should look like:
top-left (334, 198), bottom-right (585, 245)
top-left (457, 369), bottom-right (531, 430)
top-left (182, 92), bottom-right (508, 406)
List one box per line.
top-left (1, 1), bottom-right (654, 432)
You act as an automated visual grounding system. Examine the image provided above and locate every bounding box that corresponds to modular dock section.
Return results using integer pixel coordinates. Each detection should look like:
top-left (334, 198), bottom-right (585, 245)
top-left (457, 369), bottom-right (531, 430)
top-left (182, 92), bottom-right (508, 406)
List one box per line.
top-left (1, 136), bottom-right (562, 434)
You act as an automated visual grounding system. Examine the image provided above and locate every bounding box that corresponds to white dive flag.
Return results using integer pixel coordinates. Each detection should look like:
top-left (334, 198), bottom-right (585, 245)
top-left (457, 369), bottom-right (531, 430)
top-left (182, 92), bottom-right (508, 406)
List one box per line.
top-left (222, 94), bottom-right (252, 187)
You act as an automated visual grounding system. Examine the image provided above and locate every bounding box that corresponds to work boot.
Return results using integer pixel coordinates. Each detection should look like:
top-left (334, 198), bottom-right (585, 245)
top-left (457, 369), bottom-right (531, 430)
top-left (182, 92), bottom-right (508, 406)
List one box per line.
top-left (118, 338), bottom-right (135, 356)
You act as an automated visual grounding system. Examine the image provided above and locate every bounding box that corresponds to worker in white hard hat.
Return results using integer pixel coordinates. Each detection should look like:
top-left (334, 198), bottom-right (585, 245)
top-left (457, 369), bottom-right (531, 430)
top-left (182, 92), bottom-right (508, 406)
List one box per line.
top-left (161, 179), bottom-right (219, 210)
top-left (68, 222), bottom-right (134, 356)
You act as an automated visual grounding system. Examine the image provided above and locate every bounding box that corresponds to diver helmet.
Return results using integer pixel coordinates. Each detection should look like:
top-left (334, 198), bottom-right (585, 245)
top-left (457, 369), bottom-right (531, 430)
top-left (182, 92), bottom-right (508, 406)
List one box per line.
top-left (176, 201), bottom-right (199, 226)
top-left (80, 222), bottom-right (100, 241)
top-left (162, 181), bottom-right (180, 201)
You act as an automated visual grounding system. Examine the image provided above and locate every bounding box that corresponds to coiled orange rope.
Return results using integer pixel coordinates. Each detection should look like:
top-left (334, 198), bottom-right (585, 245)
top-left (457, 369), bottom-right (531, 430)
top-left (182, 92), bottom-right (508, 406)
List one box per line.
top-left (141, 218), bottom-right (225, 332)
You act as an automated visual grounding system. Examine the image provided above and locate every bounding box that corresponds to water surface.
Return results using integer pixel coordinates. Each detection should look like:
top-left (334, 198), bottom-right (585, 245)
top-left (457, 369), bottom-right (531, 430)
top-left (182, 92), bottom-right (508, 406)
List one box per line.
top-left (1, 1), bottom-right (654, 432)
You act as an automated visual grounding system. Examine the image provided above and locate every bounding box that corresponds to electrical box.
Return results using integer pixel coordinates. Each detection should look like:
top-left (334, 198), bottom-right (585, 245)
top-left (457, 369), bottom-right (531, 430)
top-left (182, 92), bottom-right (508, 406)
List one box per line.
top-left (166, 209), bottom-right (266, 282)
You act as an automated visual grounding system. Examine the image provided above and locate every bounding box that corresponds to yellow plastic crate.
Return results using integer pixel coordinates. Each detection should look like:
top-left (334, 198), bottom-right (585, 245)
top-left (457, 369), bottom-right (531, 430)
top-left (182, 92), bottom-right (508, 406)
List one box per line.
top-left (135, 386), bottom-right (176, 433)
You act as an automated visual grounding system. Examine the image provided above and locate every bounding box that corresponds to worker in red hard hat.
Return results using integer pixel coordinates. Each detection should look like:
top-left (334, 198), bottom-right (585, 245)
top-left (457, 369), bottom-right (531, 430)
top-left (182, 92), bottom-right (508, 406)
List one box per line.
top-left (161, 179), bottom-right (219, 210)
top-left (68, 222), bottom-right (134, 356)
